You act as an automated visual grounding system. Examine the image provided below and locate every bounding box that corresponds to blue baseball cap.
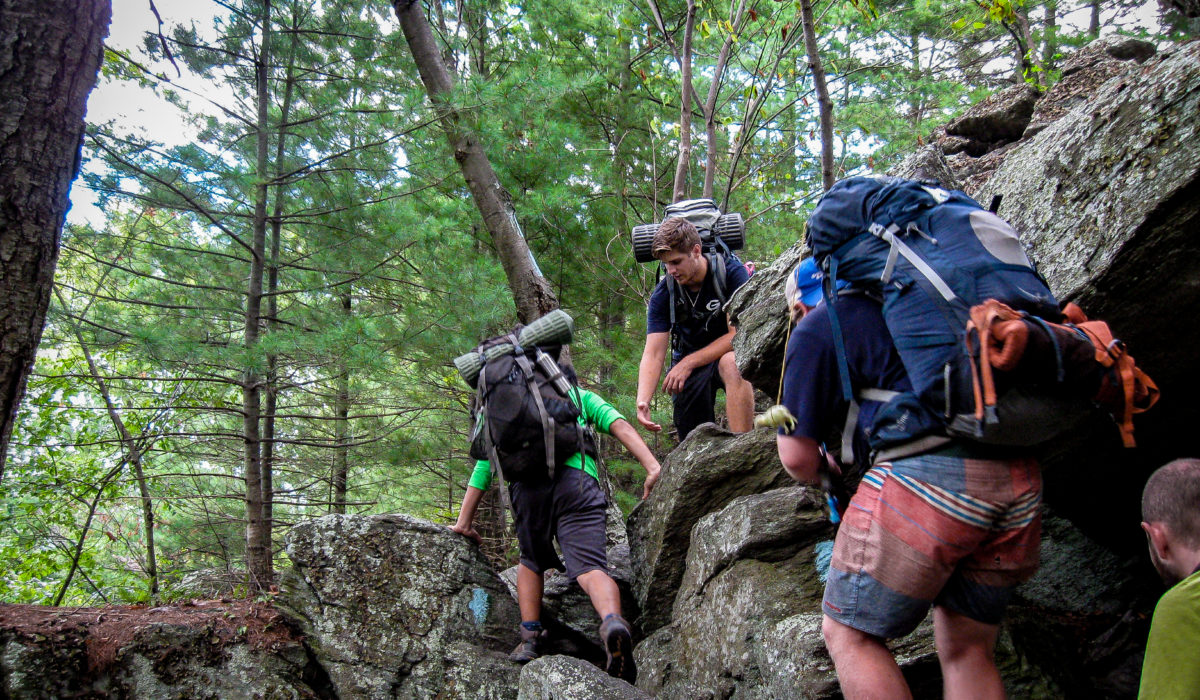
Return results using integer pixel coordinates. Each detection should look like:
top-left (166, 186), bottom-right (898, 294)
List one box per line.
top-left (786, 257), bottom-right (826, 308)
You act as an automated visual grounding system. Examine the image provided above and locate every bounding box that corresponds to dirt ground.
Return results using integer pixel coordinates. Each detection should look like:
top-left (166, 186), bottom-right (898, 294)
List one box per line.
top-left (0, 598), bottom-right (305, 675)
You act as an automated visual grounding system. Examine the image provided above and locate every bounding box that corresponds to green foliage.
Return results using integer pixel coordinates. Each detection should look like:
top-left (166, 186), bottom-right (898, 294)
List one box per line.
top-left (2, 0), bottom-right (1184, 603)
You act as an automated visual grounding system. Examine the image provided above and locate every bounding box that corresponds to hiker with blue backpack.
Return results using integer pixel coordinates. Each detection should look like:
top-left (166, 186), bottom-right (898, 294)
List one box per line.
top-left (636, 216), bottom-right (755, 440)
top-left (450, 312), bottom-right (660, 684)
top-left (773, 175), bottom-right (1156, 698)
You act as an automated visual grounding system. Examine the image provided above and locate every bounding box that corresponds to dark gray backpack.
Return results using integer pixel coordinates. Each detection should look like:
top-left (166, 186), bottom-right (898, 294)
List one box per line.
top-left (468, 337), bottom-right (594, 484)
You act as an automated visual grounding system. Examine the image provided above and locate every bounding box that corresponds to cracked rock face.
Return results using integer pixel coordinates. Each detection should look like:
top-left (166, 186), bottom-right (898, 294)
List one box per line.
top-left (279, 513), bottom-right (523, 699)
top-left (626, 425), bottom-right (794, 634)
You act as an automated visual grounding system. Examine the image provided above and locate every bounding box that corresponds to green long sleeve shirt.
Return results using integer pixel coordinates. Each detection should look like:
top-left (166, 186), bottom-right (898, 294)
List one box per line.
top-left (467, 387), bottom-right (624, 491)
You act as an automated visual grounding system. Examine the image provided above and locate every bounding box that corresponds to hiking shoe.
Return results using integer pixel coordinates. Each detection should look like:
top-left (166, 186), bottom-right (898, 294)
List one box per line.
top-left (509, 626), bottom-right (545, 664)
top-left (599, 614), bottom-right (636, 684)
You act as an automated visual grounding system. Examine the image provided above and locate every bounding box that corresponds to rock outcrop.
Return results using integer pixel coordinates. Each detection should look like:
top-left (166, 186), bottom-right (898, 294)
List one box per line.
top-left (517, 655), bottom-right (650, 699)
top-left (627, 424), bottom-right (793, 633)
top-left (278, 513), bottom-right (523, 699)
top-left (0, 600), bottom-right (326, 699)
top-left (635, 488), bottom-right (1060, 698)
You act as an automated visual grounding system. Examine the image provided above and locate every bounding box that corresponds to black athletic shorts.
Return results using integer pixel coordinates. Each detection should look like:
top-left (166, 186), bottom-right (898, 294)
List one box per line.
top-left (672, 359), bottom-right (724, 441)
top-left (508, 466), bottom-right (608, 581)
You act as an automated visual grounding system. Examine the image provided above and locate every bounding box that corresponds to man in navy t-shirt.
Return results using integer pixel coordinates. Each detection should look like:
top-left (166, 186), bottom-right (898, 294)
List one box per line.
top-left (636, 217), bottom-right (754, 440)
top-left (777, 265), bottom-right (1043, 699)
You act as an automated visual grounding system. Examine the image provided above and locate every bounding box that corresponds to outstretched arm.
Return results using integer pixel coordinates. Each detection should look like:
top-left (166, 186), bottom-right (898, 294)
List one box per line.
top-left (451, 485), bottom-right (485, 544)
top-left (636, 332), bottom-right (670, 432)
top-left (608, 418), bottom-right (662, 498)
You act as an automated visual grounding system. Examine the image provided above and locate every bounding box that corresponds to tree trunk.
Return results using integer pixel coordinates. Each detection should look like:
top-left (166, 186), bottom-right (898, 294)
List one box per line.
top-left (393, 0), bottom-right (557, 323)
top-left (1008, 11), bottom-right (1036, 84)
top-left (1089, 0), bottom-right (1101, 37)
top-left (799, 0), bottom-right (835, 191)
top-left (243, 0), bottom-right (273, 593)
top-left (331, 293), bottom-right (351, 514)
top-left (262, 8), bottom-right (299, 550)
top-left (673, 0), bottom-right (697, 202)
top-left (0, 0), bottom-right (110, 482)
top-left (1043, 0), bottom-right (1058, 73)
top-left (909, 30), bottom-right (923, 136)
top-left (701, 0), bottom-right (746, 200)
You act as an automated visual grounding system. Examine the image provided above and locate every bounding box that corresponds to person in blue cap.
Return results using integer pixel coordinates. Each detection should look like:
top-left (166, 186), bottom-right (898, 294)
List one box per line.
top-left (785, 256), bottom-right (830, 323)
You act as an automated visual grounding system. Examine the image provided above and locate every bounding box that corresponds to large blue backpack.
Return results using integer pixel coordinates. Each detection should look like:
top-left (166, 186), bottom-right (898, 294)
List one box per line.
top-left (807, 176), bottom-right (1075, 452)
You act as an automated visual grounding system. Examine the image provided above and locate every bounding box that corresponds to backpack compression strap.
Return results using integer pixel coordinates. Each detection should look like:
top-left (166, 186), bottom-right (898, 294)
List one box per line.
top-left (839, 387), bottom-right (951, 466)
top-left (512, 347), bottom-right (558, 480)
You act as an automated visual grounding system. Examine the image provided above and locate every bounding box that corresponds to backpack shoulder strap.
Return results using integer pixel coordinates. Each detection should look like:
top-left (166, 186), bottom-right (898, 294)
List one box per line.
top-left (663, 268), bottom-right (677, 328)
top-left (708, 252), bottom-right (727, 306)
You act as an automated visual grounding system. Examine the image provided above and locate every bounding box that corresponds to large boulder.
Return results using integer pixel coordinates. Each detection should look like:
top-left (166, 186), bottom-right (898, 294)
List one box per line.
top-left (635, 486), bottom-right (831, 698)
top-left (517, 655), bottom-right (649, 699)
top-left (1024, 37), bottom-right (1156, 138)
top-left (0, 601), bottom-right (324, 699)
top-left (976, 40), bottom-right (1200, 553)
top-left (727, 243), bottom-right (806, 401)
top-left (944, 83), bottom-right (1041, 152)
top-left (279, 513), bottom-right (523, 699)
top-left (627, 424), bottom-right (793, 633)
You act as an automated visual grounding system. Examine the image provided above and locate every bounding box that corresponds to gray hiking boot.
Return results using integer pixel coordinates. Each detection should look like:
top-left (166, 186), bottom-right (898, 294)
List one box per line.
top-left (599, 614), bottom-right (636, 684)
top-left (509, 625), bottom-right (545, 664)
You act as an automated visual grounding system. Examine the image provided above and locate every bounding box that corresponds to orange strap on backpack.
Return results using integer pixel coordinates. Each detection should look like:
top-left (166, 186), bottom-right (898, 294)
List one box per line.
top-left (966, 300), bottom-right (1159, 447)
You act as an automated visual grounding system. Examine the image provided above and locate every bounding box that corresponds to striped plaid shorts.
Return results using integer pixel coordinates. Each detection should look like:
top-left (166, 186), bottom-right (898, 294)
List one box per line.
top-left (822, 451), bottom-right (1042, 639)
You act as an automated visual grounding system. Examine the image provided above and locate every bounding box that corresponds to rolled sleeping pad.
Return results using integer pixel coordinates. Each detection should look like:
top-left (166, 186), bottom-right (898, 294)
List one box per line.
top-left (713, 212), bottom-right (745, 250)
top-left (632, 223), bottom-right (660, 263)
top-left (631, 214), bottom-right (745, 264)
top-left (452, 351), bottom-right (484, 387)
top-left (518, 309), bottom-right (574, 348)
top-left (453, 309), bottom-right (576, 387)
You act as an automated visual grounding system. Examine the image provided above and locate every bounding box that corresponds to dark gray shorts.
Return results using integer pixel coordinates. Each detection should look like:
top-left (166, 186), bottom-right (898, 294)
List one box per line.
top-left (509, 466), bottom-right (608, 580)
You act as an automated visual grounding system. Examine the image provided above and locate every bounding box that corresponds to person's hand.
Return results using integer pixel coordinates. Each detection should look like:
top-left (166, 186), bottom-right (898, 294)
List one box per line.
top-left (451, 522), bottom-right (482, 545)
top-left (642, 461), bottom-right (661, 499)
top-left (661, 359), bottom-right (694, 395)
top-left (636, 401), bottom-right (661, 432)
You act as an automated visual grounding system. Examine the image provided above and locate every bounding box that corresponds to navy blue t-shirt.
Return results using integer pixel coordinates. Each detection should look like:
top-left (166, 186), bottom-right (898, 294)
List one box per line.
top-left (780, 294), bottom-right (912, 469)
top-left (647, 253), bottom-right (750, 363)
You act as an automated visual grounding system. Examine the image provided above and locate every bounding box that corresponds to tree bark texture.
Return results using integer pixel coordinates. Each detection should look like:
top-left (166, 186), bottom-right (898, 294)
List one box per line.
top-left (393, 0), bottom-right (557, 323)
top-left (672, 0), bottom-right (697, 202)
top-left (0, 0), bottom-right (110, 481)
top-left (701, 0), bottom-right (745, 200)
top-left (331, 294), bottom-right (351, 514)
top-left (242, 0), bottom-right (273, 592)
top-left (799, 0), bottom-right (835, 191)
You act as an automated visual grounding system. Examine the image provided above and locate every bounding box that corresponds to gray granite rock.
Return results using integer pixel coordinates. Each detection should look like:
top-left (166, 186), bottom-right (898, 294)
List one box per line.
top-left (626, 425), bottom-right (794, 633)
top-left (517, 655), bottom-right (649, 699)
top-left (279, 513), bottom-right (523, 699)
